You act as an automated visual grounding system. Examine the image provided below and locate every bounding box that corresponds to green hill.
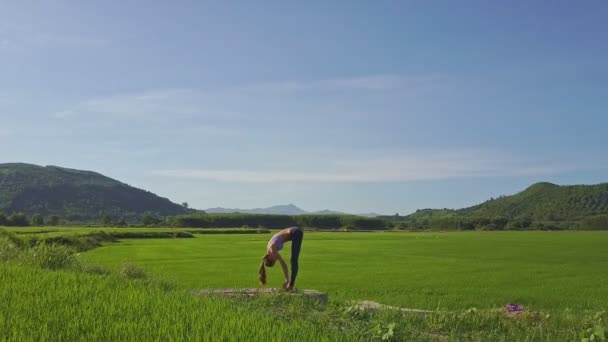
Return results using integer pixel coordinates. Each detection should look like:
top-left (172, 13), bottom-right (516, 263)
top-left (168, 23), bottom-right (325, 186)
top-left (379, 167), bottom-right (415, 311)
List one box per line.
top-left (0, 163), bottom-right (190, 222)
top-left (400, 182), bottom-right (608, 230)
top-left (461, 182), bottom-right (608, 220)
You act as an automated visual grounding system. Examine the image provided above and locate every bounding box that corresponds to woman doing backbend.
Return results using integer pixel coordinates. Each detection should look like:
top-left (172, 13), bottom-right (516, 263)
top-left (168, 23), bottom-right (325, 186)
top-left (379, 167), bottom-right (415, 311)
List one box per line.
top-left (258, 226), bottom-right (304, 290)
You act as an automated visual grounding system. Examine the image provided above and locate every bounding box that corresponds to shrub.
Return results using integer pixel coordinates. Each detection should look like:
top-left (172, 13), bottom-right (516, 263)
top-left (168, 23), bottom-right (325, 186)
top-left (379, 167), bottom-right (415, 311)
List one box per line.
top-left (0, 229), bottom-right (25, 248)
top-left (0, 230), bottom-right (24, 263)
top-left (20, 242), bottom-right (80, 270)
top-left (120, 263), bottom-right (147, 279)
top-left (579, 215), bottom-right (608, 230)
top-left (32, 214), bottom-right (45, 226)
top-left (7, 212), bottom-right (29, 226)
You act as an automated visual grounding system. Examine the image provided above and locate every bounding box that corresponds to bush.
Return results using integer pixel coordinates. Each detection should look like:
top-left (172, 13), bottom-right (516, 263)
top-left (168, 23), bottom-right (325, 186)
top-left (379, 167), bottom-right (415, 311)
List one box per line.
top-left (109, 231), bottom-right (194, 239)
top-left (34, 231), bottom-right (117, 252)
top-left (7, 212), bottom-right (29, 227)
top-left (32, 214), bottom-right (45, 226)
top-left (20, 242), bottom-right (80, 270)
top-left (339, 216), bottom-right (387, 230)
top-left (120, 263), bottom-right (147, 279)
top-left (0, 230), bottom-right (24, 263)
top-left (183, 229), bottom-right (269, 235)
top-left (579, 215), bottom-right (608, 230)
top-left (295, 215), bottom-right (342, 229)
top-left (1, 230), bottom-right (83, 270)
top-left (170, 213), bottom-right (297, 229)
top-left (0, 229), bottom-right (25, 248)
top-left (49, 215), bottom-right (61, 226)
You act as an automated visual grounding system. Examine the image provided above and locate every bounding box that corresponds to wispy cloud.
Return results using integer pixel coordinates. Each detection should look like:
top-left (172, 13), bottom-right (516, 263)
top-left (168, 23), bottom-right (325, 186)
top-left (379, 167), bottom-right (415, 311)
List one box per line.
top-left (53, 74), bottom-right (442, 120)
top-left (233, 74), bottom-right (440, 93)
top-left (151, 150), bottom-right (574, 183)
top-left (53, 89), bottom-right (200, 119)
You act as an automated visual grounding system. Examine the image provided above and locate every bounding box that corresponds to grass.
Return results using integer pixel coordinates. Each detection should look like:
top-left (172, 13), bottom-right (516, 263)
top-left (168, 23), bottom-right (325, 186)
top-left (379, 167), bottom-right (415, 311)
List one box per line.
top-left (84, 231), bottom-right (608, 311)
top-left (2, 229), bottom-right (608, 340)
top-left (0, 264), bottom-right (370, 341)
top-left (0, 263), bottom-right (604, 341)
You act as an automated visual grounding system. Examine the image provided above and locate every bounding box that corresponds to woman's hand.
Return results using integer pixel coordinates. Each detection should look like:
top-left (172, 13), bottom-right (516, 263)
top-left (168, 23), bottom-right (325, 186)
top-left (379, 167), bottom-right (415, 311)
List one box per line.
top-left (284, 281), bottom-right (294, 291)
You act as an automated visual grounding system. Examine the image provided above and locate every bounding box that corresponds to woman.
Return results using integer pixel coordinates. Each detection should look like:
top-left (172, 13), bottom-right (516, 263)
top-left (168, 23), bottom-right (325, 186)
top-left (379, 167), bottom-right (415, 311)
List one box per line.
top-left (258, 226), bottom-right (304, 290)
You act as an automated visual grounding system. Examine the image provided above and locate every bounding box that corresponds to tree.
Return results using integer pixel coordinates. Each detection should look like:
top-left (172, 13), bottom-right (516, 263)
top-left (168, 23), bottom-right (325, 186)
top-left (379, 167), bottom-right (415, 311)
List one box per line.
top-left (32, 214), bottom-right (45, 226)
top-left (142, 212), bottom-right (161, 226)
top-left (49, 216), bottom-right (60, 226)
top-left (102, 215), bottom-right (113, 226)
top-left (0, 212), bottom-right (7, 226)
top-left (182, 202), bottom-right (189, 209)
top-left (8, 212), bottom-right (29, 227)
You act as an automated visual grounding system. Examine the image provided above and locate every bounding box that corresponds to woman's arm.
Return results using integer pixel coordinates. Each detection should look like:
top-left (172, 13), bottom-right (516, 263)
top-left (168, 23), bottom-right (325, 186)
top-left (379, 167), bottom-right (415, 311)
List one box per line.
top-left (276, 253), bottom-right (290, 286)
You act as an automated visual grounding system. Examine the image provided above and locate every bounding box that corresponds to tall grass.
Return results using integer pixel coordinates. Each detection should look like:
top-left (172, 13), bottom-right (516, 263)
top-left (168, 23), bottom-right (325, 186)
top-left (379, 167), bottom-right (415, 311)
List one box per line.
top-left (1, 263), bottom-right (605, 341)
top-left (1, 229), bottom-right (80, 269)
top-left (0, 265), bottom-right (364, 341)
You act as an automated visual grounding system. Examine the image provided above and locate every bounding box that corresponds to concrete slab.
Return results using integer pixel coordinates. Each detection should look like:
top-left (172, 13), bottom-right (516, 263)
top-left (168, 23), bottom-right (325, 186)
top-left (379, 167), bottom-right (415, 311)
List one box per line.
top-left (353, 300), bottom-right (433, 314)
top-left (192, 288), bottom-right (328, 304)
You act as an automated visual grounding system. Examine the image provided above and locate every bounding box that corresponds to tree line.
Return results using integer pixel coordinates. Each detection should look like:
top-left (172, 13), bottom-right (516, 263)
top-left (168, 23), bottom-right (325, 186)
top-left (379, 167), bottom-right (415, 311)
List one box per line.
top-left (167, 213), bottom-right (388, 230)
top-left (3, 210), bottom-right (608, 231)
top-left (0, 211), bottom-right (388, 230)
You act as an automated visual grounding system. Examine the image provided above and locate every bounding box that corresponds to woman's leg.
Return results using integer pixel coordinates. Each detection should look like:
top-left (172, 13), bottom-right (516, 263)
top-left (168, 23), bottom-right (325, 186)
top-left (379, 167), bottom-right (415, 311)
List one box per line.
top-left (289, 228), bottom-right (304, 287)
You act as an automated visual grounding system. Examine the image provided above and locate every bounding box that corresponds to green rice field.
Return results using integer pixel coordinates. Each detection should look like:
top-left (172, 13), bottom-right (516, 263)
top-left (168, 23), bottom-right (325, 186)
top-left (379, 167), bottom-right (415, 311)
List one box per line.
top-left (2, 228), bottom-right (608, 341)
top-left (84, 231), bottom-right (608, 311)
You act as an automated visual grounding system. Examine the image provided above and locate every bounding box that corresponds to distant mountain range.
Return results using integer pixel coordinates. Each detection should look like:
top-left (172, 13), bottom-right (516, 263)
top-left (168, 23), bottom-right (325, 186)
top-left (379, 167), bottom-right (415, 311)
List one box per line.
top-left (3, 162), bottom-right (606, 229)
top-left (0, 163), bottom-right (190, 221)
top-left (205, 204), bottom-right (381, 217)
top-left (0, 163), bottom-right (382, 222)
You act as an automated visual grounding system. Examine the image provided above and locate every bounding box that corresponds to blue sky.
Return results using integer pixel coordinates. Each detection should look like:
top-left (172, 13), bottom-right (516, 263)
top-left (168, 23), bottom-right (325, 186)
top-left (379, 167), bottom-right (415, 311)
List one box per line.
top-left (1, 1), bottom-right (607, 214)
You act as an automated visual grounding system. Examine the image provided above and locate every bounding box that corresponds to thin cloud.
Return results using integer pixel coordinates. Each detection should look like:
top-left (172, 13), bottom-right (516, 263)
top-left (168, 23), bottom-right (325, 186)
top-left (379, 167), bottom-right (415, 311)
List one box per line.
top-left (151, 150), bottom-right (575, 183)
top-left (53, 74), bottom-right (442, 119)
top-left (53, 89), bottom-right (201, 119)
top-left (234, 74), bottom-right (436, 93)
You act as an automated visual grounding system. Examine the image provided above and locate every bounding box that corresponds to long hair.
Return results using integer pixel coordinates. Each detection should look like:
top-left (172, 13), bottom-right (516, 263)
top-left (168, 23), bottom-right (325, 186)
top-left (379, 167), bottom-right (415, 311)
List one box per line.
top-left (258, 255), bottom-right (274, 286)
top-left (258, 258), bottom-right (267, 286)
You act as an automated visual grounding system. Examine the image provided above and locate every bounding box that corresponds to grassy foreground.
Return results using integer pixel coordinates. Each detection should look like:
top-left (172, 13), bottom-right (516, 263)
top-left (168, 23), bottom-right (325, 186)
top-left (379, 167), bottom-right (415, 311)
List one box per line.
top-left (0, 264), bottom-right (363, 341)
top-left (1, 264), bottom-right (604, 341)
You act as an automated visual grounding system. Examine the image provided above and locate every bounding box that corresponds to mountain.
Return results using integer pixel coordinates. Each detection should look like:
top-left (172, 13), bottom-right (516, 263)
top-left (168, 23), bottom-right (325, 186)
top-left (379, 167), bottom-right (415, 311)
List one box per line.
top-left (0, 163), bottom-right (190, 221)
top-left (358, 212), bottom-right (382, 218)
top-left (461, 182), bottom-right (608, 220)
top-left (205, 204), bottom-right (307, 215)
top-left (401, 182), bottom-right (608, 229)
top-left (205, 204), bottom-right (352, 216)
top-left (312, 209), bottom-right (346, 215)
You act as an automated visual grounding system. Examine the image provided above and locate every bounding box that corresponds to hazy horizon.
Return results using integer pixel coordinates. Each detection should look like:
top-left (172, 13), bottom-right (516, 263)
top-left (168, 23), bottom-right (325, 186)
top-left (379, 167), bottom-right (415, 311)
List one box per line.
top-left (2, 1), bottom-right (607, 214)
